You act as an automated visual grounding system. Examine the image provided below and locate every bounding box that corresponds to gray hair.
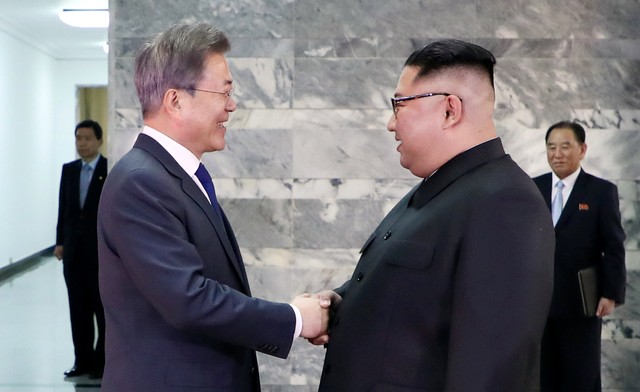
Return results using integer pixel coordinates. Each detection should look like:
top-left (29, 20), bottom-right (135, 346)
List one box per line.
top-left (134, 23), bottom-right (230, 116)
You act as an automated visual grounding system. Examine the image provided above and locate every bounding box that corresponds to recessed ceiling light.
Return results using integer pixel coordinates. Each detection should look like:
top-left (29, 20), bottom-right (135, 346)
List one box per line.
top-left (59, 9), bottom-right (109, 28)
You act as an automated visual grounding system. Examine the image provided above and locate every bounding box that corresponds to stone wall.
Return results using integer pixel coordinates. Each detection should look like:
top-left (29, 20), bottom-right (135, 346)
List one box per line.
top-left (109, 1), bottom-right (640, 389)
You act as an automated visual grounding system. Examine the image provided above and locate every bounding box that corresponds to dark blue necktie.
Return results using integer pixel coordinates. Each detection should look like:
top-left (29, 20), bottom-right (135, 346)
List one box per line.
top-left (195, 163), bottom-right (222, 218)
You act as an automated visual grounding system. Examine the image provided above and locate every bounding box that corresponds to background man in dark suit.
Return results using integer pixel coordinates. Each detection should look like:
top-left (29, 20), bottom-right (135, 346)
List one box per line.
top-left (533, 121), bottom-right (626, 392)
top-left (54, 119), bottom-right (107, 378)
top-left (310, 40), bottom-right (555, 391)
top-left (97, 23), bottom-right (328, 392)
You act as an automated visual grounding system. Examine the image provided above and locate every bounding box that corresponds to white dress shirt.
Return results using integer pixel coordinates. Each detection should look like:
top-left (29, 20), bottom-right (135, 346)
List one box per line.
top-left (551, 167), bottom-right (581, 210)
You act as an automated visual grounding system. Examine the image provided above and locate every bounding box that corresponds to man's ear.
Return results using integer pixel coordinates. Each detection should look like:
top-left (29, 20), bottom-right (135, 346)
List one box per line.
top-left (164, 89), bottom-right (182, 114)
top-left (580, 142), bottom-right (588, 159)
top-left (443, 95), bottom-right (463, 126)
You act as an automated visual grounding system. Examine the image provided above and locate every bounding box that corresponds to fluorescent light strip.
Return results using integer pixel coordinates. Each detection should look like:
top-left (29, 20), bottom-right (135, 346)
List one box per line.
top-left (59, 9), bottom-right (109, 28)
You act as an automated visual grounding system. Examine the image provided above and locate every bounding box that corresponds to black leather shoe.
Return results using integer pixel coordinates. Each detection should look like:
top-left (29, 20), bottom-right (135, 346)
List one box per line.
top-left (64, 367), bottom-right (90, 377)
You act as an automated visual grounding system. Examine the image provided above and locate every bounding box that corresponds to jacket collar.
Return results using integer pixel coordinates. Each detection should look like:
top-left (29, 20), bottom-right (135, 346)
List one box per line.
top-left (410, 138), bottom-right (506, 209)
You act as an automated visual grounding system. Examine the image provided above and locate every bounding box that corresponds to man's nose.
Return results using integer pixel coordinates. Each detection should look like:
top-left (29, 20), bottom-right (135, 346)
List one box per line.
top-left (226, 96), bottom-right (237, 112)
top-left (386, 114), bottom-right (396, 132)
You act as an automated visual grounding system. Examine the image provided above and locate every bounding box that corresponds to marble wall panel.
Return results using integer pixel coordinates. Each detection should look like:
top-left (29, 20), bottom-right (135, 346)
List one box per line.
top-left (205, 129), bottom-right (293, 178)
top-left (295, 38), bottom-right (379, 59)
top-left (293, 58), bottom-right (398, 109)
top-left (495, 58), bottom-right (640, 110)
top-left (110, 0), bottom-right (640, 389)
top-left (111, 0), bottom-right (296, 39)
top-left (294, 0), bottom-right (478, 39)
top-left (602, 339), bottom-right (640, 390)
top-left (291, 128), bottom-right (409, 179)
top-left (230, 39), bottom-right (294, 58)
top-left (292, 199), bottom-right (388, 249)
top-left (478, 0), bottom-right (640, 39)
top-left (222, 199), bottom-right (293, 248)
top-left (230, 58), bottom-right (294, 109)
top-left (111, 57), bottom-right (138, 111)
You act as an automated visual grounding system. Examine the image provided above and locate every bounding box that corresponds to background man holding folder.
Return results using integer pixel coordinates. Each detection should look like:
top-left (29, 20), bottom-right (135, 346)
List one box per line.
top-left (533, 121), bottom-right (627, 392)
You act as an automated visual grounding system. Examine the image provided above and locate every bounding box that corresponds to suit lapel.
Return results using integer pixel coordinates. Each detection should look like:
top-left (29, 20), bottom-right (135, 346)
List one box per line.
top-left (220, 211), bottom-right (252, 296)
top-left (179, 173), bottom-right (246, 274)
top-left (538, 173), bottom-right (553, 209)
top-left (71, 160), bottom-right (82, 210)
top-left (134, 134), bottom-right (251, 291)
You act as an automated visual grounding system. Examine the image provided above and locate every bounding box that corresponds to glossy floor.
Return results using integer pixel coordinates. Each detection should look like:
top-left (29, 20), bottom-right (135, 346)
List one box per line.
top-left (0, 257), bottom-right (100, 391)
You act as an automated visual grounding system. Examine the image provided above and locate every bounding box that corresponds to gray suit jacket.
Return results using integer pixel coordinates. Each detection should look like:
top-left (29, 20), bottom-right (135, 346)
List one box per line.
top-left (98, 133), bottom-right (295, 391)
top-left (319, 138), bottom-right (555, 392)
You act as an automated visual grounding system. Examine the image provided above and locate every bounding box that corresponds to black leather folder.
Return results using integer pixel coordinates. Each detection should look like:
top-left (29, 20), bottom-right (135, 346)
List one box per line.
top-left (578, 266), bottom-right (599, 317)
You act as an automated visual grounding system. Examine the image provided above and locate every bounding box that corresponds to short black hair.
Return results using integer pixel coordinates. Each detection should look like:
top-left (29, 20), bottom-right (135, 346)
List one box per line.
top-left (75, 119), bottom-right (103, 140)
top-left (404, 39), bottom-right (497, 88)
top-left (545, 121), bottom-right (586, 144)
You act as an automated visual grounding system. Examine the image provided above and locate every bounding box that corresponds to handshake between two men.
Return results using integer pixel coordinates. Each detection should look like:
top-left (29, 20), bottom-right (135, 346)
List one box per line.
top-left (291, 290), bottom-right (342, 344)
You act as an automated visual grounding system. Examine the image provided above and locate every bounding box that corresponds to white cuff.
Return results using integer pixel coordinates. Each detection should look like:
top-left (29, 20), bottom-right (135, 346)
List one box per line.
top-left (290, 303), bottom-right (302, 339)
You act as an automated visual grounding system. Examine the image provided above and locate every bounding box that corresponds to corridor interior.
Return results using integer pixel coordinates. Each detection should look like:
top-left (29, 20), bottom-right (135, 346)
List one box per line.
top-left (0, 257), bottom-right (100, 391)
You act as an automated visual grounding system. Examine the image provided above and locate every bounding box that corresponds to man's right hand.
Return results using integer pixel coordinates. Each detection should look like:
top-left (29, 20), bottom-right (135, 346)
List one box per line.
top-left (291, 294), bottom-right (330, 339)
top-left (307, 290), bottom-right (342, 345)
top-left (53, 245), bottom-right (63, 260)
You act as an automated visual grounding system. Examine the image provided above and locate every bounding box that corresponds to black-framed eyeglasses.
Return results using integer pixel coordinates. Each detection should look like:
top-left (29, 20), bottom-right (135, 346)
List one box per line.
top-left (187, 87), bottom-right (234, 100)
top-left (390, 92), bottom-right (454, 118)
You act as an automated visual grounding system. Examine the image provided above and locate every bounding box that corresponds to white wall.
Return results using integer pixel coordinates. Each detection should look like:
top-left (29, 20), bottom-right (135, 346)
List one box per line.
top-left (0, 29), bottom-right (107, 268)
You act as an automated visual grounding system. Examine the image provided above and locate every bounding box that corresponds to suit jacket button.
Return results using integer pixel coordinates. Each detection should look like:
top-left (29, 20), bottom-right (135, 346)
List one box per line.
top-left (383, 231), bottom-right (391, 240)
top-left (356, 272), bottom-right (364, 281)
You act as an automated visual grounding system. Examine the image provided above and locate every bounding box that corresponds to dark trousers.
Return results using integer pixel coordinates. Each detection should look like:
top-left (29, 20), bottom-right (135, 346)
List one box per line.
top-left (63, 262), bottom-right (105, 371)
top-left (541, 316), bottom-right (602, 392)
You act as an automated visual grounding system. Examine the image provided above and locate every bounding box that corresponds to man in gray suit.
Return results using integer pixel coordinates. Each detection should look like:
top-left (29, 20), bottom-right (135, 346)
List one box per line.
top-left (98, 23), bottom-right (328, 391)
top-left (311, 40), bottom-right (556, 391)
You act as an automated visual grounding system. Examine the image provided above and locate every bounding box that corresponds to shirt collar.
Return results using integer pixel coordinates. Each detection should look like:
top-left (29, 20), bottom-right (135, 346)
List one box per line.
top-left (552, 167), bottom-right (581, 189)
top-left (82, 154), bottom-right (101, 169)
top-left (142, 125), bottom-right (201, 176)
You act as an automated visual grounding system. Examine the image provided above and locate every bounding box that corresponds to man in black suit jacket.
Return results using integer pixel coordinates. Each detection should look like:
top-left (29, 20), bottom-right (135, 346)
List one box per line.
top-left (54, 119), bottom-right (107, 378)
top-left (533, 121), bottom-right (626, 392)
top-left (311, 40), bottom-right (556, 391)
top-left (97, 23), bottom-right (328, 391)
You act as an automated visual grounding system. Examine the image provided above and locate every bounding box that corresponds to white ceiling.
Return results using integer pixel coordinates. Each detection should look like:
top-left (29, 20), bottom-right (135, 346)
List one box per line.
top-left (0, 0), bottom-right (108, 60)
